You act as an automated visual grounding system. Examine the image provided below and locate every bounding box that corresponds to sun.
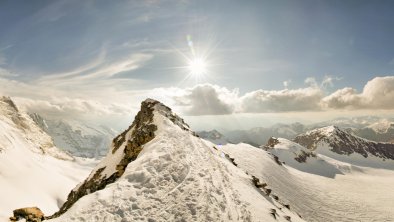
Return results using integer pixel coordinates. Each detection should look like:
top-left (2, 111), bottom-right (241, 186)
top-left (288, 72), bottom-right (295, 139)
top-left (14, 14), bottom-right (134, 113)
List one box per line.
top-left (187, 57), bottom-right (207, 76)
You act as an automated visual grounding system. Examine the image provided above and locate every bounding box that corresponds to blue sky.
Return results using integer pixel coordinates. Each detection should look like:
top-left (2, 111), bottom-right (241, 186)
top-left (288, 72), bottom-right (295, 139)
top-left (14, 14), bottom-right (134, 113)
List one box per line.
top-left (1, 0), bottom-right (394, 130)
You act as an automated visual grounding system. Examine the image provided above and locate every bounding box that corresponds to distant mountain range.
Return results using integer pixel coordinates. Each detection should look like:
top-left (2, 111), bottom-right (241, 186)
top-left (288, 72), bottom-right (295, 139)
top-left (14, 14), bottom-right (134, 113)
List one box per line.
top-left (199, 117), bottom-right (394, 146)
top-left (0, 96), bottom-right (91, 220)
top-left (30, 113), bottom-right (118, 158)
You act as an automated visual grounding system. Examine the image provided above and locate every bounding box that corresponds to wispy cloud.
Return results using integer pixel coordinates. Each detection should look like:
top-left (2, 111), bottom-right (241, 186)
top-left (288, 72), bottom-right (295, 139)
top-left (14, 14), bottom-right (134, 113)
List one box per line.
top-left (36, 52), bottom-right (153, 88)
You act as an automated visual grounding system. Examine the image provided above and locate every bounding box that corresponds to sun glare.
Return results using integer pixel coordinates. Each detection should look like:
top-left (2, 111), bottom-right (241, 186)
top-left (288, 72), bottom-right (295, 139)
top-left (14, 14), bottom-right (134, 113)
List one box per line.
top-left (187, 58), bottom-right (207, 76)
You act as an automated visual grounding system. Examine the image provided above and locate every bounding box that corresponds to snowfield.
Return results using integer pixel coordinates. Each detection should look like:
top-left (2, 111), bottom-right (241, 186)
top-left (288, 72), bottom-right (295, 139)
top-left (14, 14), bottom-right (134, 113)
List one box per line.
top-left (0, 97), bottom-right (96, 221)
top-left (49, 102), bottom-right (304, 222)
top-left (219, 142), bottom-right (394, 221)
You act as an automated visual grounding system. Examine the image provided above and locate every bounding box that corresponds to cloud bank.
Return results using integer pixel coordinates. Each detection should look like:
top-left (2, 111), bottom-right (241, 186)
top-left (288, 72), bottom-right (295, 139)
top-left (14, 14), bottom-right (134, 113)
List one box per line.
top-left (322, 76), bottom-right (394, 109)
top-left (155, 76), bottom-right (394, 115)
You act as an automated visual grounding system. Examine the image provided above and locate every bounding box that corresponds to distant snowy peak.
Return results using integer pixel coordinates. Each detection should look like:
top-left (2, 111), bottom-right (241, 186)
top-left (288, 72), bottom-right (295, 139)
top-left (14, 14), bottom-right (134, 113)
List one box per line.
top-left (294, 125), bottom-right (394, 160)
top-left (29, 113), bottom-right (117, 158)
top-left (367, 120), bottom-right (394, 134)
top-left (0, 96), bottom-right (71, 160)
top-left (197, 129), bottom-right (230, 144)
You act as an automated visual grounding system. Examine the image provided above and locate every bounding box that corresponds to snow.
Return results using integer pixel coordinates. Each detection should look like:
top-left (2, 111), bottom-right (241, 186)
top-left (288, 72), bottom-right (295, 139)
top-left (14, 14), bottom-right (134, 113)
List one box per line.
top-left (305, 125), bottom-right (336, 137)
top-left (219, 142), bottom-right (394, 221)
top-left (367, 119), bottom-right (393, 133)
top-left (31, 116), bottom-right (117, 158)
top-left (49, 107), bottom-right (304, 222)
top-left (0, 97), bottom-right (97, 220)
top-left (266, 138), bottom-right (346, 177)
top-left (315, 141), bottom-right (394, 170)
top-left (0, 118), bottom-right (95, 221)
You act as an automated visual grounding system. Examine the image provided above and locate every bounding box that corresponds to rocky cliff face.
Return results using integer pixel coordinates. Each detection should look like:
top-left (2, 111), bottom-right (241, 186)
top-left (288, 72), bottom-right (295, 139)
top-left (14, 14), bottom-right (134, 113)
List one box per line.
top-left (294, 126), bottom-right (394, 160)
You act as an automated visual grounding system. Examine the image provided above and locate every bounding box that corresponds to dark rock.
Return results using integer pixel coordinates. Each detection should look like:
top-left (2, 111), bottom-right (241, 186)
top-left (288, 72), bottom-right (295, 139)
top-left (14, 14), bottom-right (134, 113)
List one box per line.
top-left (270, 209), bottom-right (277, 219)
top-left (13, 207), bottom-right (44, 222)
top-left (266, 137), bottom-right (280, 148)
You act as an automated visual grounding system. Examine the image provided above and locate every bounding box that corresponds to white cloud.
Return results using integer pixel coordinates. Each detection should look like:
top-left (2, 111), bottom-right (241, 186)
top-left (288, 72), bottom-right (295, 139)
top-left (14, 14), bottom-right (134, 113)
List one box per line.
top-left (322, 87), bottom-right (362, 109)
top-left (322, 76), bottom-right (394, 109)
top-left (171, 84), bottom-right (238, 115)
top-left (37, 52), bottom-right (153, 86)
top-left (240, 87), bottom-right (323, 112)
top-left (14, 97), bottom-right (131, 120)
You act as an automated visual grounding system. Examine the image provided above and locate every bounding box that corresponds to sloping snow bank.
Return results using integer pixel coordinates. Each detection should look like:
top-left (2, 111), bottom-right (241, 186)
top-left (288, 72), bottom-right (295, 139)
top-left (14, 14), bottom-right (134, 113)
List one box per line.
top-left (219, 142), bottom-right (394, 221)
top-left (0, 119), bottom-right (95, 220)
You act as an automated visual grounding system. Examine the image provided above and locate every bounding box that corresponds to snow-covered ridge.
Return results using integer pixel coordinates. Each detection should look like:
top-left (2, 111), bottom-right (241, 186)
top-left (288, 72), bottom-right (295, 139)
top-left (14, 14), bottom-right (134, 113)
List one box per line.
top-left (0, 96), bottom-right (71, 160)
top-left (294, 125), bottom-right (394, 161)
top-left (0, 96), bottom-right (93, 220)
top-left (46, 99), bottom-right (304, 221)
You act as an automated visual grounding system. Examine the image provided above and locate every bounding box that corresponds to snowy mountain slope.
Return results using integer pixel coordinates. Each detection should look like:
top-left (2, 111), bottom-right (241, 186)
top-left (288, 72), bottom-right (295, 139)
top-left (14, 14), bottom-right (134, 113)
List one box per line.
top-left (293, 126), bottom-right (394, 169)
top-left (46, 99), bottom-right (304, 222)
top-left (312, 116), bottom-right (394, 143)
top-left (0, 96), bottom-right (95, 221)
top-left (196, 129), bottom-right (230, 145)
top-left (263, 137), bottom-right (352, 178)
top-left (30, 113), bottom-right (117, 158)
top-left (217, 117), bottom-right (394, 148)
top-left (218, 143), bottom-right (394, 222)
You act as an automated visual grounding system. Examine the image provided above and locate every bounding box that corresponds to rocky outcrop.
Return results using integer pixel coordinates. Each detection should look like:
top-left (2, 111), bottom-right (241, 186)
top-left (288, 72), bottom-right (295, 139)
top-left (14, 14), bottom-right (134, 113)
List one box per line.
top-left (11, 207), bottom-right (44, 222)
top-left (266, 137), bottom-right (280, 148)
top-left (294, 126), bottom-right (394, 160)
top-left (294, 150), bottom-right (317, 163)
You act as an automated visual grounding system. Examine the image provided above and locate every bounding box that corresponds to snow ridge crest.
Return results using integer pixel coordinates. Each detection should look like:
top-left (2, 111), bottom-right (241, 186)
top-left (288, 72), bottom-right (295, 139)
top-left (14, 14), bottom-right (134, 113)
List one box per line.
top-left (48, 98), bottom-right (193, 219)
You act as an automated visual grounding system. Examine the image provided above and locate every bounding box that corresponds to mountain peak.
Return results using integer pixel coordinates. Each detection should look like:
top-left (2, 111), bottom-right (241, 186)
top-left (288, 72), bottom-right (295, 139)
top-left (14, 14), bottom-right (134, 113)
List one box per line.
top-left (294, 125), bottom-right (394, 162)
top-left (49, 98), bottom-right (193, 218)
top-left (306, 125), bottom-right (339, 136)
top-left (0, 96), bottom-right (19, 112)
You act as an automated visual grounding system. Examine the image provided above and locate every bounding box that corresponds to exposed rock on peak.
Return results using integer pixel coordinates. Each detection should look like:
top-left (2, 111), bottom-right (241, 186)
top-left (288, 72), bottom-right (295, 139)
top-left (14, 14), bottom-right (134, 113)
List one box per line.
top-left (294, 125), bottom-right (394, 160)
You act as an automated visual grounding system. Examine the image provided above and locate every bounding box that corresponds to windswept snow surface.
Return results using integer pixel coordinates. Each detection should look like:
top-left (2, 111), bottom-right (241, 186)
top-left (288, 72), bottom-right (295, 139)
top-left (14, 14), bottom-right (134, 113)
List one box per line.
top-left (219, 143), bottom-right (394, 222)
top-left (0, 97), bottom-right (96, 220)
top-left (49, 108), bottom-right (304, 222)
